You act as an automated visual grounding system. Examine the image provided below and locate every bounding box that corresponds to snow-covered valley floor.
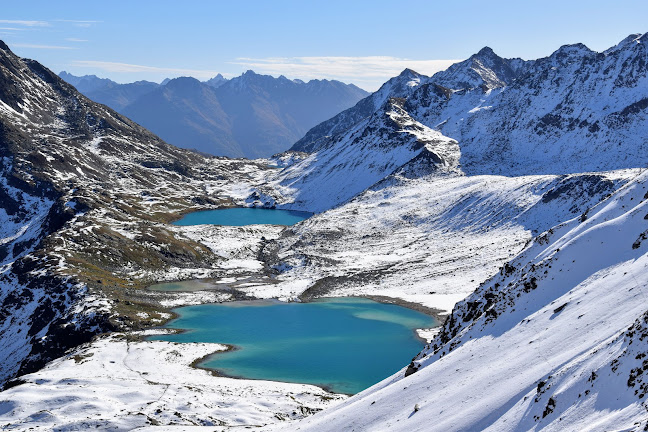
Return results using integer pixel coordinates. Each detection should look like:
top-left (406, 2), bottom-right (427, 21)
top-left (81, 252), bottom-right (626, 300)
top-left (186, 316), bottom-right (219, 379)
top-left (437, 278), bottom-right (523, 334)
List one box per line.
top-left (240, 169), bottom-right (639, 313)
top-left (1, 168), bottom-right (643, 431)
top-left (0, 331), bottom-right (345, 431)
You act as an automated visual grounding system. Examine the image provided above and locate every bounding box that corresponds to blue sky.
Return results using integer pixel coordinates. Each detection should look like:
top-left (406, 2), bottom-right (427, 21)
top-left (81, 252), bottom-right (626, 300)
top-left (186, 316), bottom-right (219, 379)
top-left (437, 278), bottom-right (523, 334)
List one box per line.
top-left (2, 0), bottom-right (647, 90)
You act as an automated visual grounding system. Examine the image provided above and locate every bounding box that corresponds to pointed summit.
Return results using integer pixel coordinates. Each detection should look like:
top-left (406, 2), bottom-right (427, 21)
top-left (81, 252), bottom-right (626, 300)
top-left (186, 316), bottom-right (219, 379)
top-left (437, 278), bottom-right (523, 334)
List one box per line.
top-left (399, 68), bottom-right (420, 77)
top-left (0, 40), bottom-right (11, 53)
top-left (603, 33), bottom-right (643, 55)
top-left (204, 73), bottom-right (228, 88)
top-left (475, 46), bottom-right (497, 58)
top-left (431, 46), bottom-right (523, 90)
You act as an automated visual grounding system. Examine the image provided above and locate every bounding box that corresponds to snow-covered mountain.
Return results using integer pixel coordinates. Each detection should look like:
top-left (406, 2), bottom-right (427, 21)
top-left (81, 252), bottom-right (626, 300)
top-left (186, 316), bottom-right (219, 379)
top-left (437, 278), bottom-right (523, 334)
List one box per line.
top-left (408, 34), bottom-right (648, 176)
top-left (290, 68), bottom-right (424, 153)
top-left (261, 33), bottom-right (648, 215)
top-left (289, 34), bottom-right (648, 178)
top-left (257, 97), bottom-right (460, 213)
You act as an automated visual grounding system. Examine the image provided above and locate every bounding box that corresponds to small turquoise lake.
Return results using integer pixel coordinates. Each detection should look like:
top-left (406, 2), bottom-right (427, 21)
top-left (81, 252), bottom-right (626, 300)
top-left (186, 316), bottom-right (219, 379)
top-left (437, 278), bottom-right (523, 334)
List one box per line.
top-left (152, 297), bottom-right (436, 394)
top-left (172, 207), bottom-right (312, 226)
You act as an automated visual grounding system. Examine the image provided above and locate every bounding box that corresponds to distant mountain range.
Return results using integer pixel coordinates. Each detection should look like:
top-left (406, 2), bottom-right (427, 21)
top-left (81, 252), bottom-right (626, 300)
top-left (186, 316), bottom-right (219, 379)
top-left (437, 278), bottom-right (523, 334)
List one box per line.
top-left (59, 71), bottom-right (368, 158)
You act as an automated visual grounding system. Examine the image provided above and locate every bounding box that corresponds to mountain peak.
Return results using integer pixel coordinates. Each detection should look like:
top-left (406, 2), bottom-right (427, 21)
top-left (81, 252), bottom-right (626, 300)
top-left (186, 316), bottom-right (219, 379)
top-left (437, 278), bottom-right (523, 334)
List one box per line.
top-left (430, 46), bottom-right (520, 90)
top-left (603, 33), bottom-right (644, 55)
top-left (552, 42), bottom-right (592, 57)
top-left (204, 73), bottom-right (228, 88)
top-left (548, 43), bottom-right (593, 66)
top-left (165, 76), bottom-right (203, 92)
top-left (475, 46), bottom-right (497, 58)
top-left (399, 68), bottom-right (420, 78)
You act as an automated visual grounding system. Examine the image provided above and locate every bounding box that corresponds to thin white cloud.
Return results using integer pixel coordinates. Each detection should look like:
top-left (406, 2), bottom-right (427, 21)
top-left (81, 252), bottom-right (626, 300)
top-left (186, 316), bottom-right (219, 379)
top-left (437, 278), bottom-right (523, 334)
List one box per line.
top-left (65, 38), bottom-right (88, 42)
top-left (231, 56), bottom-right (460, 90)
top-left (55, 20), bottom-right (101, 23)
top-left (0, 27), bottom-right (26, 31)
top-left (71, 60), bottom-right (220, 79)
top-left (13, 43), bottom-right (76, 50)
top-left (55, 19), bottom-right (101, 28)
top-left (0, 20), bottom-right (49, 27)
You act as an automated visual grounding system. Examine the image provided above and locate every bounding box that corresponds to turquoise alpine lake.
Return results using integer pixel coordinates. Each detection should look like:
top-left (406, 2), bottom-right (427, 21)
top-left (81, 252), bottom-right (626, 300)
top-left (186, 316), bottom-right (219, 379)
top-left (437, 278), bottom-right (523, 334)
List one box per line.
top-left (152, 297), bottom-right (436, 394)
top-left (172, 207), bottom-right (312, 226)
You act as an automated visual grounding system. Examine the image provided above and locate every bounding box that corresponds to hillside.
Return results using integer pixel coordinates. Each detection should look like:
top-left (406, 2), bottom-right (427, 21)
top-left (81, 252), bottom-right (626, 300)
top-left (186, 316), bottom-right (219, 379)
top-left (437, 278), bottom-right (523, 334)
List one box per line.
top-left (0, 41), bottom-right (273, 387)
top-left (282, 168), bottom-right (648, 432)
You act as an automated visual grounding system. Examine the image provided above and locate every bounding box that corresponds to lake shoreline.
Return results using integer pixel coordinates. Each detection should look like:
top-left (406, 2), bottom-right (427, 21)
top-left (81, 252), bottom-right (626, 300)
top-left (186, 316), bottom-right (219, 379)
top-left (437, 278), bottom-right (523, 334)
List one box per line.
top-left (150, 296), bottom-right (435, 395)
top-left (172, 207), bottom-right (313, 227)
top-left (190, 345), bottom-right (353, 396)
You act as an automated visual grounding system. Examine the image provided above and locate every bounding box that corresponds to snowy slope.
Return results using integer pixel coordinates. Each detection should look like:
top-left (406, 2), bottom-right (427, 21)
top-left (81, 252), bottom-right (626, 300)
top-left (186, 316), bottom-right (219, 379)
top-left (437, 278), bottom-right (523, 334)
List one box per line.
top-left (0, 332), bottom-right (344, 430)
top-left (239, 169), bottom-right (636, 315)
top-left (279, 167), bottom-right (648, 432)
top-left (290, 68), bottom-right (424, 153)
top-left (257, 98), bottom-right (460, 213)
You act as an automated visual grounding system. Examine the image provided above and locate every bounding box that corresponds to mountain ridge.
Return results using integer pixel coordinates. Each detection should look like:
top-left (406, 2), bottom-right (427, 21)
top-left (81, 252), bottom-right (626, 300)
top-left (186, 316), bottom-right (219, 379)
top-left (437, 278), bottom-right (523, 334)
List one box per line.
top-left (288, 32), bottom-right (648, 179)
top-left (60, 70), bottom-right (369, 158)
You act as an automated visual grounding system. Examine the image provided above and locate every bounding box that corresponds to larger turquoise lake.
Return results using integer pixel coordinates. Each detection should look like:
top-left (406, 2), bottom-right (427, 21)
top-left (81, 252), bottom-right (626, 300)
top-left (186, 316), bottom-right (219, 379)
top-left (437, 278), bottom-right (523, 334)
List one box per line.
top-left (172, 207), bottom-right (312, 226)
top-left (152, 297), bottom-right (436, 394)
